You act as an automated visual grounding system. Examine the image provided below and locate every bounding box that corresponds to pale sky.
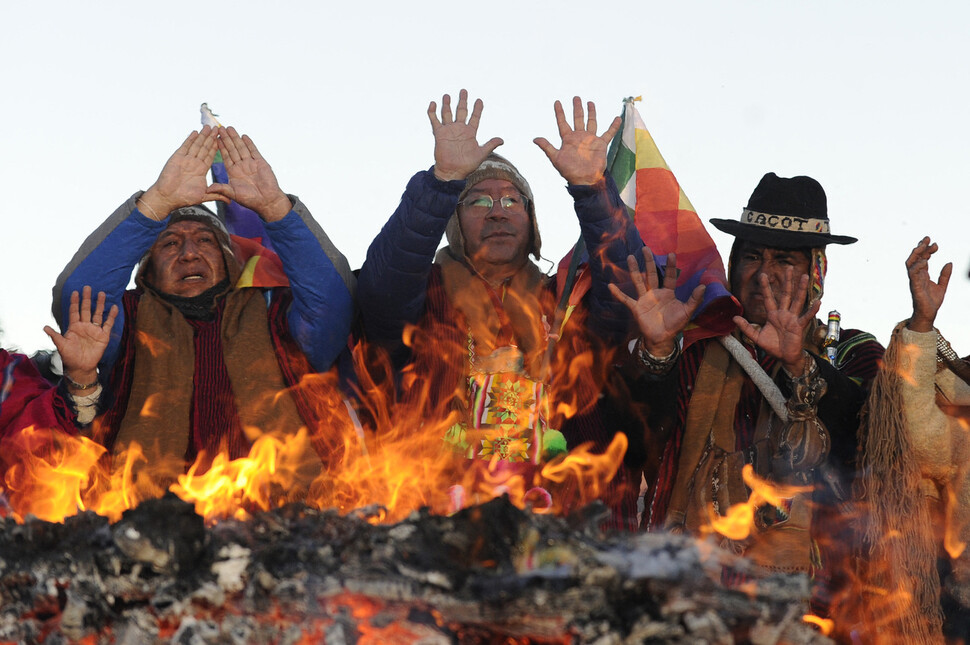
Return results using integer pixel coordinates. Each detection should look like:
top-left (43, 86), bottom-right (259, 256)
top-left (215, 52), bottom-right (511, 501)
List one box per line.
top-left (2, 1), bottom-right (968, 356)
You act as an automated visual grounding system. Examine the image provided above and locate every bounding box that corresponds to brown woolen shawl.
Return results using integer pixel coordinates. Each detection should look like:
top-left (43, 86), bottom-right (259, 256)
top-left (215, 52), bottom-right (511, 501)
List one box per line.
top-left (112, 240), bottom-right (318, 480)
top-left (855, 322), bottom-right (943, 643)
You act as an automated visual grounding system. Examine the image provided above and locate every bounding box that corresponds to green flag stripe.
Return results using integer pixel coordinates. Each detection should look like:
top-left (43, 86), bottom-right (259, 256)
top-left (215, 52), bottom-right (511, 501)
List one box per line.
top-left (607, 143), bottom-right (636, 194)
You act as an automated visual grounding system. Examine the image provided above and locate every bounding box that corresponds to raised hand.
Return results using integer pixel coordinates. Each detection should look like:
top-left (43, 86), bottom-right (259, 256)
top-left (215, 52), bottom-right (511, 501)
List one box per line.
top-left (138, 126), bottom-right (224, 220)
top-left (608, 248), bottom-right (706, 356)
top-left (428, 89), bottom-right (504, 181)
top-left (44, 287), bottom-right (119, 392)
top-left (906, 236), bottom-right (952, 333)
top-left (534, 97), bottom-right (621, 186)
top-left (733, 268), bottom-right (820, 375)
top-left (207, 126), bottom-right (292, 222)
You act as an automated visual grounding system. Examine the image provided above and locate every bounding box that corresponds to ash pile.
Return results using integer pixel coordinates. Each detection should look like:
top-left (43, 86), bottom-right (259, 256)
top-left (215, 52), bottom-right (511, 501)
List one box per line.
top-left (0, 495), bottom-right (830, 644)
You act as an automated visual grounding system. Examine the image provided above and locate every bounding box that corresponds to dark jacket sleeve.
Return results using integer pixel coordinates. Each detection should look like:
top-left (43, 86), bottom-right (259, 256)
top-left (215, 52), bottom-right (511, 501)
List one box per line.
top-left (357, 169), bottom-right (465, 354)
top-left (568, 174), bottom-right (645, 343)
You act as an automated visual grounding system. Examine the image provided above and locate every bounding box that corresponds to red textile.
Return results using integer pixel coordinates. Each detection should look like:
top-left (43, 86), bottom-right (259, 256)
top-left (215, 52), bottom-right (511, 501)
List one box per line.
top-left (0, 350), bottom-right (77, 471)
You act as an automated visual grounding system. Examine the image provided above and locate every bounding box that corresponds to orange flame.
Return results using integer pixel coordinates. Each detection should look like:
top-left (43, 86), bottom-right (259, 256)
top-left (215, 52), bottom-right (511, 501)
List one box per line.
top-left (707, 464), bottom-right (812, 541)
top-left (1, 290), bottom-right (629, 530)
top-left (172, 428), bottom-right (321, 522)
top-left (1, 425), bottom-right (105, 522)
top-left (802, 614), bottom-right (834, 635)
top-left (944, 483), bottom-right (967, 559)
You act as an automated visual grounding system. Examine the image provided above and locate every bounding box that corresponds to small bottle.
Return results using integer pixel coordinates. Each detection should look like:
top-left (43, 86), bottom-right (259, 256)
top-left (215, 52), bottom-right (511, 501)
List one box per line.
top-left (823, 310), bottom-right (841, 365)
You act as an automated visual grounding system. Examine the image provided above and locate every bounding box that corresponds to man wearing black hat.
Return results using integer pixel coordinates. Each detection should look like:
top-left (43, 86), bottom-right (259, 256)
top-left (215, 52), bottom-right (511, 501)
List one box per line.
top-left (357, 90), bottom-right (648, 526)
top-left (621, 172), bottom-right (884, 607)
top-left (52, 125), bottom-right (355, 491)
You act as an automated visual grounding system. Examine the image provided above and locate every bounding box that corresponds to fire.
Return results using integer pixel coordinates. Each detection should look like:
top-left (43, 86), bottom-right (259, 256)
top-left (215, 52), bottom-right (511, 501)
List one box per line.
top-left (0, 425), bottom-right (106, 522)
top-left (944, 484), bottom-right (967, 559)
top-left (541, 433), bottom-right (627, 507)
top-left (172, 428), bottom-right (319, 522)
top-left (0, 335), bottom-right (627, 527)
top-left (707, 464), bottom-right (812, 541)
top-left (802, 614), bottom-right (834, 635)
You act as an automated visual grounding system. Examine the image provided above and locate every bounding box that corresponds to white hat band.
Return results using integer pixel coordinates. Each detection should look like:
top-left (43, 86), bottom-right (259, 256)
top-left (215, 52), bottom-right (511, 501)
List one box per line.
top-left (740, 209), bottom-right (830, 235)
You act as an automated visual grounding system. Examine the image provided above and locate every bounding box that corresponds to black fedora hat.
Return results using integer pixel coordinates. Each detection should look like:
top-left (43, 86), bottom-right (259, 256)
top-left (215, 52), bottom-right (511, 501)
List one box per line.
top-left (709, 173), bottom-right (857, 248)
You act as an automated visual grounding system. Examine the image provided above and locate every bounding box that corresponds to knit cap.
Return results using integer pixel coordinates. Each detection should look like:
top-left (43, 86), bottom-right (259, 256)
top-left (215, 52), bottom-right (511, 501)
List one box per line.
top-left (445, 154), bottom-right (542, 261)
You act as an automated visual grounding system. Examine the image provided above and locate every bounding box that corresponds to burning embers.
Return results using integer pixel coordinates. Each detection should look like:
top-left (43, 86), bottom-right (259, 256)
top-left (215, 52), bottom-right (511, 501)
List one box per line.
top-left (0, 333), bottom-right (853, 642)
top-left (0, 495), bottom-right (831, 644)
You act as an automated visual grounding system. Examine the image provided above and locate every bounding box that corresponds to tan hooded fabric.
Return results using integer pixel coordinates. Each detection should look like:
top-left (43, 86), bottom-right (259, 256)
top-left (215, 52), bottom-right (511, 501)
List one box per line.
top-left (434, 248), bottom-right (549, 379)
top-left (445, 153), bottom-right (542, 262)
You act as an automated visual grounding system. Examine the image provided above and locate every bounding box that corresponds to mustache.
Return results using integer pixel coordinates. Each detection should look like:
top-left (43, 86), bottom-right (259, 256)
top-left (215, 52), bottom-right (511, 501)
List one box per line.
top-left (480, 224), bottom-right (518, 239)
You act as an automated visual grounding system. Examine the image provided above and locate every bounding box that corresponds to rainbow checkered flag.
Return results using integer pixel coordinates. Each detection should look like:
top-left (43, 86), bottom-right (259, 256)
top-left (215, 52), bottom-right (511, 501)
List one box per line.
top-left (557, 97), bottom-right (739, 347)
top-left (201, 103), bottom-right (288, 288)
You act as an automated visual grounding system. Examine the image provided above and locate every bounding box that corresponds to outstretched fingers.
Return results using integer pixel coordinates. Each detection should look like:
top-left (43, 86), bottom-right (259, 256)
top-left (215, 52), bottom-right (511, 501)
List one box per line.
top-left (91, 289), bottom-right (111, 327)
top-left (67, 289), bottom-right (82, 326)
top-left (906, 236), bottom-right (935, 271)
top-left (601, 115), bottom-right (622, 142)
top-left (175, 129), bottom-right (200, 157)
top-left (440, 92), bottom-right (454, 125)
top-left (241, 133), bottom-right (264, 161)
top-left (186, 125), bottom-right (214, 158)
top-left (661, 252), bottom-right (678, 291)
top-left (102, 301), bottom-right (120, 336)
top-left (61, 287), bottom-right (119, 333)
top-left (607, 282), bottom-right (638, 311)
top-left (427, 100), bottom-right (441, 129)
top-left (553, 100), bottom-right (569, 139)
top-left (80, 286), bottom-right (93, 322)
top-left (759, 273), bottom-right (779, 315)
top-left (685, 284), bottom-right (707, 318)
top-left (201, 128), bottom-right (220, 164)
top-left (776, 267), bottom-right (795, 312)
top-left (481, 136), bottom-right (504, 156)
top-left (798, 297), bottom-right (822, 327)
top-left (533, 136), bottom-right (556, 161)
top-left (454, 89), bottom-right (469, 123)
top-left (790, 272), bottom-right (811, 315)
top-left (939, 261), bottom-right (954, 291)
top-left (467, 97), bottom-right (485, 131)
top-left (42, 325), bottom-right (64, 348)
top-left (733, 315), bottom-right (760, 344)
top-left (571, 96), bottom-right (585, 132)
top-left (202, 183), bottom-right (233, 204)
top-left (585, 100), bottom-right (596, 134)
top-left (626, 254), bottom-right (648, 297)
top-left (218, 126), bottom-right (248, 166)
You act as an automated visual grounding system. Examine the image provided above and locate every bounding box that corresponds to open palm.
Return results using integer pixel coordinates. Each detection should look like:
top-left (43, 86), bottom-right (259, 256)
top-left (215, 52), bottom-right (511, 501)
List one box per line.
top-left (208, 126), bottom-right (291, 221)
top-left (609, 248), bottom-right (705, 355)
top-left (428, 89), bottom-right (503, 181)
top-left (734, 270), bottom-right (819, 369)
top-left (44, 287), bottom-right (118, 379)
top-left (142, 126), bottom-right (222, 216)
top-left (534, 97), bottom-right (621, 186)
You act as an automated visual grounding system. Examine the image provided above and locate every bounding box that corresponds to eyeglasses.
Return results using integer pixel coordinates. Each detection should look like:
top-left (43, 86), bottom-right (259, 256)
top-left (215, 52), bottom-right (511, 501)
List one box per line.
top-left (458, 194), bottom-right (528, 214)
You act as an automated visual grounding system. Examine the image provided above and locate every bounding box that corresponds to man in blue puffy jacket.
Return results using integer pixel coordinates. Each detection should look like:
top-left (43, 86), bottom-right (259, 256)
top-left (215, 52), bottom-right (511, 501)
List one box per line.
top-left (357, 90), bottom-right (675, 528)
